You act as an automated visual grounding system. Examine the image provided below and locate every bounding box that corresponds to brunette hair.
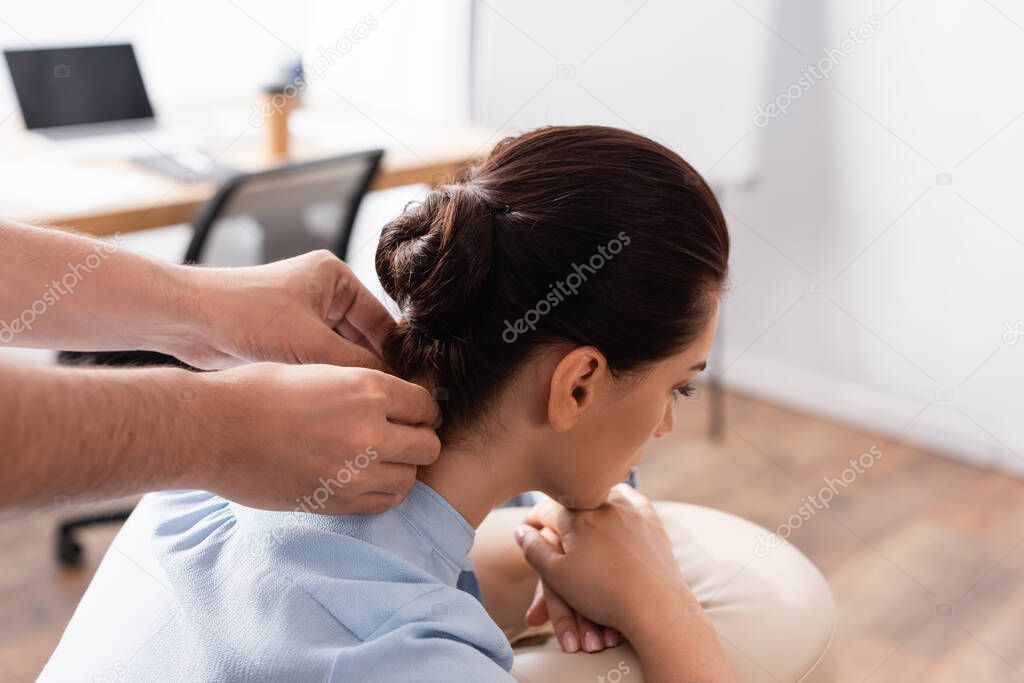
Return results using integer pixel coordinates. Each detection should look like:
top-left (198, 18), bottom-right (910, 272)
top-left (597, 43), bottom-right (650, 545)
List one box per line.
top-left (376, 125), bottom-right (728, 430)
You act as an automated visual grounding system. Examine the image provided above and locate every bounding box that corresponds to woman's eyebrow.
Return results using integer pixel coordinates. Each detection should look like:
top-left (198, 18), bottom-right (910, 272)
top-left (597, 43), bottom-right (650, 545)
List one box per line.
top-left (690, 361), bottom-right (707, 372)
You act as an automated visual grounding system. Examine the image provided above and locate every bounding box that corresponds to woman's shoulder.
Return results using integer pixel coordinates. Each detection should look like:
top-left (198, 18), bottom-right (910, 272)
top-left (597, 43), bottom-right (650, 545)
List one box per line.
top-left (137, 488), bottom-right (485, 631)
top-left (44, 487), bottom-right (513, 682)
top-left (138, 489), bottom-right (434, 584)
top-left (131, 489), bottom-right (514, 677)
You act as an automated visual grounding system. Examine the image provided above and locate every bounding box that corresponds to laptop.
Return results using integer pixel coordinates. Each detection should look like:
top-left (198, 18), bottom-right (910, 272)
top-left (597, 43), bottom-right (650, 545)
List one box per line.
top-left (4, 44), bottom-right (232, 178)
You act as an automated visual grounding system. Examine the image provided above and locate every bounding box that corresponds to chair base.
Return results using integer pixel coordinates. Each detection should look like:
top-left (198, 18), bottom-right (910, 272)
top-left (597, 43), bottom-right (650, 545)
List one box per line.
top-left (56, 508), bottom-right (135, 568)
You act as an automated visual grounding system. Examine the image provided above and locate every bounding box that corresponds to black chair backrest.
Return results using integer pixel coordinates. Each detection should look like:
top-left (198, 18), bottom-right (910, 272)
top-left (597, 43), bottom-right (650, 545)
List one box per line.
top-left (58, 149), bottom-right (384, 369)
top-left (184, 149), bottom-right (384, 266)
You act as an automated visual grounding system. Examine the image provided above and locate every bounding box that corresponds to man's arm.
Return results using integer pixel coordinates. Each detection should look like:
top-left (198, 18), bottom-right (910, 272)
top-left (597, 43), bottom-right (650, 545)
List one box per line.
top-left (4, 359), bottom-right (442, 512)
top-left (0, 219), bottom-right (391, 368)
top-left (1, 218), bottom-right (445, 513)
top-left (7, 361), bottom-right (197, 507)
top-left (0, 220), bottom-right (202, 356)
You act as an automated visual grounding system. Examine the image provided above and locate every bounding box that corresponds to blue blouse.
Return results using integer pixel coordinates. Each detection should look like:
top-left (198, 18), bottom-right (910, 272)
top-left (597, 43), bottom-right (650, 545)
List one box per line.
top-left (41, 482), bottom-right (515, 682)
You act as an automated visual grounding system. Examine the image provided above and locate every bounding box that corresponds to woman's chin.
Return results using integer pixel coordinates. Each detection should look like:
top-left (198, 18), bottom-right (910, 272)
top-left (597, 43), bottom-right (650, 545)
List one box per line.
top-left (559, 489), bottom-right (613, 511)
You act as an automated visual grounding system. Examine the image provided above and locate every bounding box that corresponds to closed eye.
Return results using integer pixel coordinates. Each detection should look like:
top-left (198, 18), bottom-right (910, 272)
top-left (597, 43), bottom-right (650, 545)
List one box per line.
top-left (673, 384), bottom-right (696, 399)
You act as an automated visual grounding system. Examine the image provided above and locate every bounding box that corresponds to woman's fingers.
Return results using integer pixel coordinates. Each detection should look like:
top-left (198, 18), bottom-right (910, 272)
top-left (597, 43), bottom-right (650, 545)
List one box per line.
top-left (525, 580), bottom-right (548, 627)
top-left (523, 498), bottom-right (573, 537)
top-left (603, 626), bottom-right (621, 648)
top-left (542, 581), bottom-right (582, 654)
top-left (612, 481), bottom-right (653, 509)
top-left (576, 612), bottom-right (606, 653)
top-left (532, 526), bottom-right (581, 651)
top-left (527, 579), bottom-right (618, 653)
top-left (520, 515), bottom-right (620, 653)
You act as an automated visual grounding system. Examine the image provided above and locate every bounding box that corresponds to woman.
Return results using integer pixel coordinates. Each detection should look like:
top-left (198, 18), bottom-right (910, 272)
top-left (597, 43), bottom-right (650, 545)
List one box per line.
top-left (42, 126), bottom-right (733, 682)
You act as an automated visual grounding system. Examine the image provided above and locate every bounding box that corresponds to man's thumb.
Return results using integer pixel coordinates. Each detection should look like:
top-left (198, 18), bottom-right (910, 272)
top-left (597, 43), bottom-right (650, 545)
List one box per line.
top-left (515, 525), bottom-right (563, 578)
top-left (307, 326), bottom-right (386, 370)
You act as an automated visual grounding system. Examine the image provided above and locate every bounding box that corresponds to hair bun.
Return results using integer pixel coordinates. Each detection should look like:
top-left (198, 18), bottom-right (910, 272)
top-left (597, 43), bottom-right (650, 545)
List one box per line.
top-left (375, 184), bottom-right (497, 334)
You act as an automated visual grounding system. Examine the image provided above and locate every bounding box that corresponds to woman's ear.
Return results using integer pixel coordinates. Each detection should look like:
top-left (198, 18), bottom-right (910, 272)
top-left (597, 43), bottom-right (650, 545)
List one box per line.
top-left (547, 346), bottom-right (608, 432)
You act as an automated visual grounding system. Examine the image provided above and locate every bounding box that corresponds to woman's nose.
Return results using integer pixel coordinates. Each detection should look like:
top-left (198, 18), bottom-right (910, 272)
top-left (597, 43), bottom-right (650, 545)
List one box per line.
top-left (653, 401), bottom-right (675, 438)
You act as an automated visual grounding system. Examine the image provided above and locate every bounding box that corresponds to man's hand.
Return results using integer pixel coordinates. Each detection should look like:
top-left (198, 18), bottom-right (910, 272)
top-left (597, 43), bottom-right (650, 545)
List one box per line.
top-left (2, 359), bottom-right (442, 513)
top-left (195, 363), bottom-right (442, 514)
top-left (173, 251), bottom-right (394, 371)
top-left (1, 222), bottom-right (444, 514)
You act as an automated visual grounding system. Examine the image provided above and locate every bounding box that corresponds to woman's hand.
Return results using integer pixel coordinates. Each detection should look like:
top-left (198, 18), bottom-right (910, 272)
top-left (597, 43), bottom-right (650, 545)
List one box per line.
top-left (515, 485), bottom-right (688, 637)
top-left (522, 524), bottom-right (622, 654)
top-left (515, 485), bottom-right (736, 682)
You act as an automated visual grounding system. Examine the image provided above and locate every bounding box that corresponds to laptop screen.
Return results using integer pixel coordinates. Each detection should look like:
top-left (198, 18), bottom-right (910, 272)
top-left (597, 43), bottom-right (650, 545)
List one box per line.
top-left (4, 44), bottom-right (154, 130)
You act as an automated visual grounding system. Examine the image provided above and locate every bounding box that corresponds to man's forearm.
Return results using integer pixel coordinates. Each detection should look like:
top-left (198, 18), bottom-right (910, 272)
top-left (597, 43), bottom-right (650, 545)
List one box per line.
top-left (4, 360), bottom-right (213, 509)
top-left (0, 219), bottom-right (204, 355)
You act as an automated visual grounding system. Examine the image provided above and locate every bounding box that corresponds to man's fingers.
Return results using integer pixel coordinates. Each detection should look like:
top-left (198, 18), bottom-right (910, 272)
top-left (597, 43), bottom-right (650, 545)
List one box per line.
top-left (321, 464), bottom-right (416, 515)
top-left (379, 423), bottom-right (442, 466)
top-left (337, 492), bottom-right (407, 516)
top-left (333, 318), bottom-right (375, 354)
top-left (362, 462), bottom-right (418, 497)
top-left (326, 266), bottom-right (396, 357)
top-left (305, 325), bottom-right (387, 370)
top-left (379, 374), bottom-right (442, 428)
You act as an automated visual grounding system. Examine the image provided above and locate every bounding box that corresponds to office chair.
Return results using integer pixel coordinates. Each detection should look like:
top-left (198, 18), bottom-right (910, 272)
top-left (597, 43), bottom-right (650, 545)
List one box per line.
top-left (55, 149), bottom-right (385, 566)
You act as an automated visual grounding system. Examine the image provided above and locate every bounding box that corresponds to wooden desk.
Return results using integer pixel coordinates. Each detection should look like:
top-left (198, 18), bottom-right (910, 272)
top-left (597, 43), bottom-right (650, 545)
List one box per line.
top-left (0, 108), bottom-right (496, 237)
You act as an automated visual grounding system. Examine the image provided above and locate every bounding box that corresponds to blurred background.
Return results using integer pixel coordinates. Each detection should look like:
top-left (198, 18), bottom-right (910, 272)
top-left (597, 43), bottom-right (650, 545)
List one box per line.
top-left (1, 1), bottom-right (1023, 681)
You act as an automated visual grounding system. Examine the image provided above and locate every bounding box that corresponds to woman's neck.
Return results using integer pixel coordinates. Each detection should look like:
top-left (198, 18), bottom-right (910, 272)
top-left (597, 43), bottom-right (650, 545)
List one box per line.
top-left (416, 432), bottom-right (537, 529)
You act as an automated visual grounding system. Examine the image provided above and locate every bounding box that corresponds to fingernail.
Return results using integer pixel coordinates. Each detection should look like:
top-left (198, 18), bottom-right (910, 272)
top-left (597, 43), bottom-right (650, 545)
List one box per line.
top-left (513, 525), bottom-right (529, 545)
top-left (561, 631), bottom-right (579, 653)
top-left (583, 630), bottom-right (602, 652)
top-left (603, 627), bottom-right (619, 647)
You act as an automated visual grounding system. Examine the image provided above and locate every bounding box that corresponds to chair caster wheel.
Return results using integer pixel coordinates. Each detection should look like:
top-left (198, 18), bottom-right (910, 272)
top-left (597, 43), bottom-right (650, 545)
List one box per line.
top-left (57, 535), bottom-right (83, 567)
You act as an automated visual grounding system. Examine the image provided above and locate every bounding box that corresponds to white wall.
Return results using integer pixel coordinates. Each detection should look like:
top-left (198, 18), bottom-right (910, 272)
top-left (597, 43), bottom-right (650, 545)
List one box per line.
top-left (473, 0), bottom-right (1024, 476)
top-left (304, 0), bottom-right (470, 125)
top-left (473, 0), bottom-right (768, 185)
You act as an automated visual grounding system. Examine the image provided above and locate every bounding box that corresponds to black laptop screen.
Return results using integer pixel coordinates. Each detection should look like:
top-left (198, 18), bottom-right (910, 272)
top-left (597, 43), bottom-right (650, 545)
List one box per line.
top-left (4, 44), bottom-right (154, 129)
